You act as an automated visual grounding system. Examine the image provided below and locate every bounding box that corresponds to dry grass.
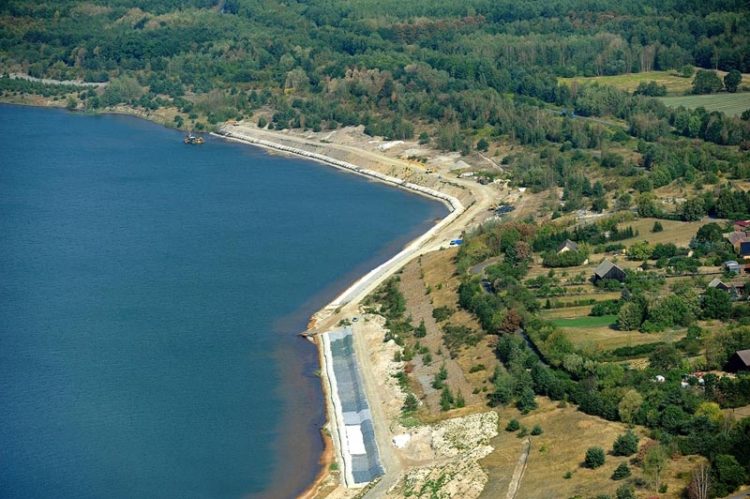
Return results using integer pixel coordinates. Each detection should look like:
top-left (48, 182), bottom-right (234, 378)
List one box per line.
top-left (620, 217), bottom-right (718, 247)
top-left (480, 398), bottom-right (701, 499)
top-left (659, 93), bottom-right (750, 117)
top-left (559, 69), bottom-right (750, 96)
top-left (561, 325), bottom-right (686, 352)
top-left (725, 404), bottom-right (750, 419)
top-left (417, 248), bottom-right (498, 405)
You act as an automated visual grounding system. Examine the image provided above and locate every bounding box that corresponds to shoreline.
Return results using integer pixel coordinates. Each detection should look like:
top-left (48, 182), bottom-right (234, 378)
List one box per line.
top-left (212, 126), bottom-right (476, 499)
top-left (2, 98), bottom-right (492, 498)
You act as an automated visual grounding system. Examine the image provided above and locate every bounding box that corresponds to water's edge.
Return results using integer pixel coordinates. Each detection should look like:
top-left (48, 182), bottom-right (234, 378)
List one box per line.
top-left (211, 128), bottom-right (464, 498)
top-left (0, 100), bottom-right (453, 498)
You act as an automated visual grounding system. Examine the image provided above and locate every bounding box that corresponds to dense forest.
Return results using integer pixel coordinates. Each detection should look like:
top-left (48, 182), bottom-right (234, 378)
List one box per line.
top-left (1, 0), bottom-right (749, 141)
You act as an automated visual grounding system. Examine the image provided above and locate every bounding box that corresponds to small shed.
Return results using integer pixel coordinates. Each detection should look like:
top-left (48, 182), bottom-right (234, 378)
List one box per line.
top-left (726, 350), bottom-right (750, 373)
top-left (724, 260), bottom-right (741, 274)
top-left (593, 260), bottom-right (626, 282)
top-left (708, 278), bottom-right (731, 291)
top-left (733, 220), bottom-right (750, 233)
top-left (557, 239), bottom-right (579, 254)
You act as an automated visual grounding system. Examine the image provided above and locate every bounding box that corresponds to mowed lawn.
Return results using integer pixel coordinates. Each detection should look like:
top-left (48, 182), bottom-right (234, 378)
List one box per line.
top-left (549, 315), bottom-right (616, 328)
top-left (658, 92), bottom-right (750, 117)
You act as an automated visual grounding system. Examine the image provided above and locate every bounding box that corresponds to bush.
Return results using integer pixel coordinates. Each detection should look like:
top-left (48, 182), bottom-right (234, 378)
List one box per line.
top-left (531, 424), bottom-right (543, 435)
top-left (585, 447), bottom-right (606, 469)
top-left (615, 484), bottom-right (635, 499)
top-left (612, 430), bottom-right (639, 456)
top-left (611, 462), bottom-right (631, 480)
top-left (651, 221), bottom-right (663, 232)
top-left (506, 419), bottom-right (520, 432)
top-left (402, 393), bottom-right (418, 413)
top-left (432, 306), bottom-right (453, 322)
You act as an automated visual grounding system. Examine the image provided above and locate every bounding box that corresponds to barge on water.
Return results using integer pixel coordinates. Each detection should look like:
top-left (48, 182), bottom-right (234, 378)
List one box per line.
top-left (184, 133), bottom-right (204, 145)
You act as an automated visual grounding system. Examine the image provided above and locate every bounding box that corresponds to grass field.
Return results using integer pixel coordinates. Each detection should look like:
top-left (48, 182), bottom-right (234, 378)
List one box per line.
top-left (658, 92), bottom-right (750, 117)
top-left (561, 325), bottom-right (686, 352)
top-left (549, 315), bottom-right (616, 328)
top-left (479, 399), bottom-right (698, 499)
top-left (559, 69), bottom-right (750, 97)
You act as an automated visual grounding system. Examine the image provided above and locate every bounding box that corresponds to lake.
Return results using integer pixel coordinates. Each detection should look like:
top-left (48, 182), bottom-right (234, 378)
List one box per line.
top-left (0, 105), bottom-right (446, 499)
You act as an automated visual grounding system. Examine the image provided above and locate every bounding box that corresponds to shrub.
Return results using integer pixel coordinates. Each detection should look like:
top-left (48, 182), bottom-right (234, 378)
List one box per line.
top-left (531, 424), bottom-right (543, 435)
top-left (402, 393), bottom-right (418, 413)
top-left (612, 430), bottom-right (639, 456)
top-left (611, 462), bottom-right (631, 480)
top-left (432, 306), bottom-right (453, 322)
top-left (585, 447), bottom-right (606, 469)
top-left (506, 419), bottom-right (520, 432)
top-left (615, 484), bottom-right (635, 499)
top-left (563, 471), bottom-right (572, 479)
top-left (439, 386), bottom-right (454, 411)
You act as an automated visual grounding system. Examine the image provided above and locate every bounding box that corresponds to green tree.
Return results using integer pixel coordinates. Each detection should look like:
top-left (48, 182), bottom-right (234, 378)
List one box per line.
top-left (611, 462), bottom-right (631, 480)
top-left (618, 389), bottom-right (643, 424)
top-left (505, 418), bottom-right (520, 432)
top-left (724, 69), bottom-right (742, 93)
top-left (516, 386), bottom-right (537, 413)
top-left (643, 445), bottom-right (668, 491)
top-left (626, 241), bottom-right (651, 260)
top-left (415, 319), bottom-right (427, 338)
top-left (617, 302), bottom-right (644, 331)
top-left (402, 393), bottom-right (418, 413)
top-left (702, 288), bottom-right (732, 320)
top-left (696, 223), bottom-right (724, 243)
top-left (681, 197), bottom-right (705, 221)
top-left (651, 221), bottom-right (663, 233)
top-left (257, 116), bottom-right (268, 128)
top-left (615, 484), bottom-right (635, 499)
top-left (612, 430), bottom-right (639, 456)
top-left (713, 454), bottom-right (747, 495)
top-left (439, 386), bottom-right (454, 411)
top-left (648, 344), bottom-right (683, 371)
top-left (476, 137), bottom-right (489, 152)
top-left (692, 70), bottom-right (723, 94)
top-left (585, 447), bottom-right (606, 469)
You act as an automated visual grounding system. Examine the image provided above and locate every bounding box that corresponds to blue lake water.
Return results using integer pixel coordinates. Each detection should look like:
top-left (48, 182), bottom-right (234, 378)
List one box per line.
top-left (0, 105), bottom-right (446, 499)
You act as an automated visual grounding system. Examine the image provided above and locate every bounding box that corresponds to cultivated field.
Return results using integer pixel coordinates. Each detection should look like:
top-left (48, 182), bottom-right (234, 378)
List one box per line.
top-left (658, 92), bottom-right (750, 117)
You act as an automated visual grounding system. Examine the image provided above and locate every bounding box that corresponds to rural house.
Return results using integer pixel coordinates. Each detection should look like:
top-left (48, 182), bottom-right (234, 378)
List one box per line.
top-left (557, 239), bottom-right (579, 254)
top-left (592, 260), bottom-right (626, 283)
top-left (726, 350), bottom-right (750, 373)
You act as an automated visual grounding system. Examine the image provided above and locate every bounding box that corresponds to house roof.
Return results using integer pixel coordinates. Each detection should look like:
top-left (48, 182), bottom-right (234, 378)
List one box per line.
top-left (725, 260), bottom-right (741, 268)
top-left (725, 232), bottom-right (750, 246)
top-left (708, 278), bottom-right (724, 288)
top-left (735, 349), bottom-right (750, 367)
top-left (594, 259), bottom-right (622, 278)
top-left (734, 220), bottom-right (750, 229)
top-left (558, 239), bottom-right (578, 252)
